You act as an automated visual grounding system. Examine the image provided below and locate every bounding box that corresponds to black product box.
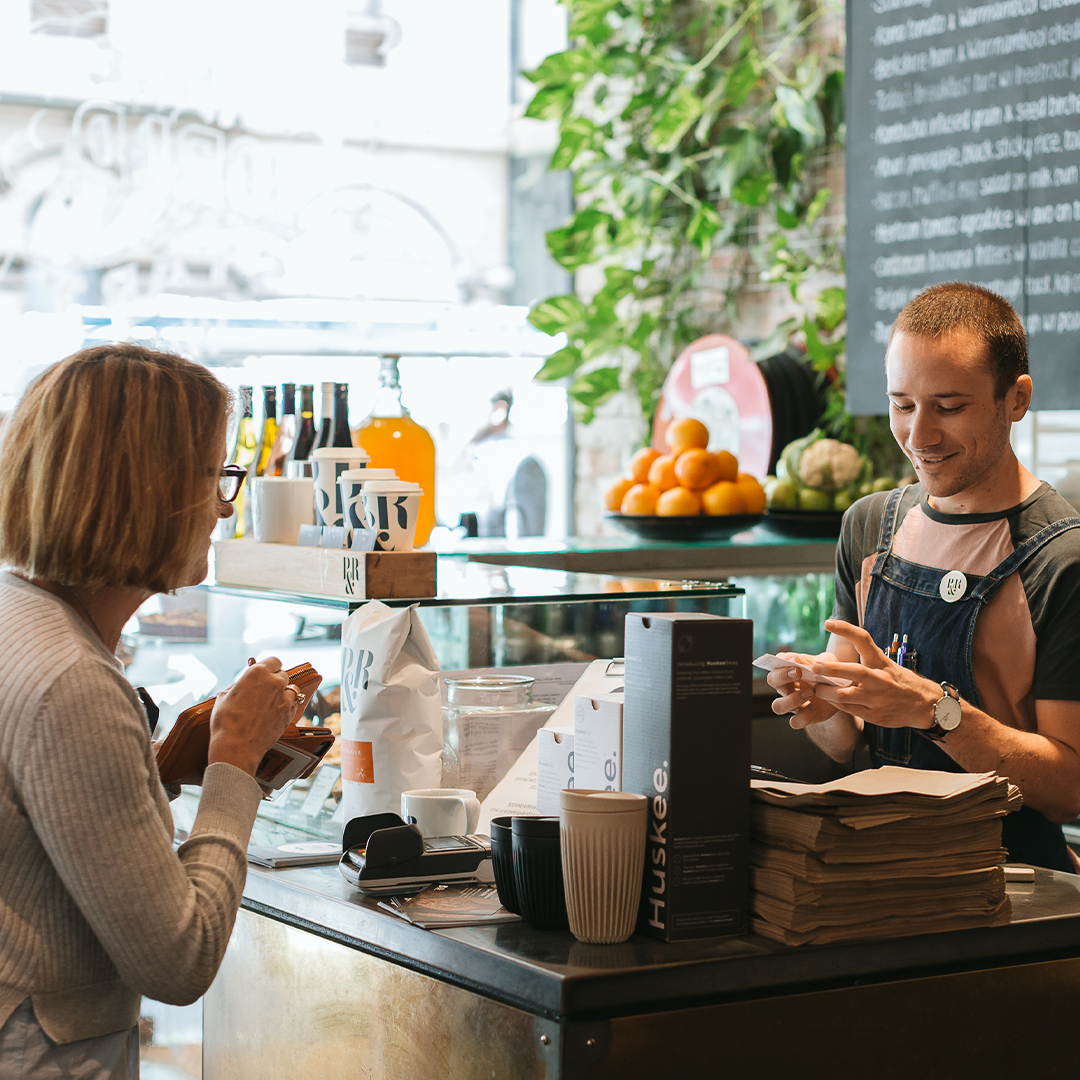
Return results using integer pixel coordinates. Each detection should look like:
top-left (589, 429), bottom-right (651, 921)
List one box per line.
top-left (622, 612), bottom-right (752, 941)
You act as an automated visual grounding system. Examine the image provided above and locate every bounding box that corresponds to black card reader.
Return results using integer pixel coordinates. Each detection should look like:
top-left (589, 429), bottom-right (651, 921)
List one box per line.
top-left (339, 813), bottom-right (495, 897)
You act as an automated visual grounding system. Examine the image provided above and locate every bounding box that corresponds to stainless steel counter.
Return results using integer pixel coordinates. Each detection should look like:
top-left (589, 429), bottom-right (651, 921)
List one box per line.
top-left (205, 861), bottom-right (1080, 1079)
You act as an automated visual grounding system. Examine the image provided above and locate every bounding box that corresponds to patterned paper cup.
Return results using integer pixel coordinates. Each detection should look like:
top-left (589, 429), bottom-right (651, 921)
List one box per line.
top-left (339, 469), bottom-right (399, 532)
top-left (311, 448), bottom-right (369, 527)
top-left (361, 481), bottom-right (423, 552)
top-left (559, 790), bottom-right (647, 945)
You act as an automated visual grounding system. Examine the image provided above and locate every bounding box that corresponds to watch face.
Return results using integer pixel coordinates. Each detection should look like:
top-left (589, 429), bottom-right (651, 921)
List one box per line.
top-left (934, 693), bottom-right (962, 731)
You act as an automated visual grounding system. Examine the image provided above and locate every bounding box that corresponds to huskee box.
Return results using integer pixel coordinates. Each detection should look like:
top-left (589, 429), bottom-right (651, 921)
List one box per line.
top-left (622, 612), bottom-right (752, 941)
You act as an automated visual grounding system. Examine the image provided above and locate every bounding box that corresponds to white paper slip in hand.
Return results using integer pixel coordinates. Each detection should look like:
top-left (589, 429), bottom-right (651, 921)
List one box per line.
top-left (753, 653), bottom-right (852, 687)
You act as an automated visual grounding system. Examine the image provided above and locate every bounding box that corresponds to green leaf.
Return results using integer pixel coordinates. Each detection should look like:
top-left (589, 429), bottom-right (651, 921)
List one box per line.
top-left (569, 0), bottom-right (620, 44)
top-left (550, 117), bottom-right (599, 171)
top-left (815, 287), bottom-right (846, 332)
top-left (686, 202), bottom-right (722, 255)
top-left (726, 57), bottom-right (759, 108)
top-left (775, 203), bottom-right (799, 229)
top-left (703, 126), bottom-right (763, 198)
top-left (822, 70), bottom-right (845, 133)
top-left (805, 187), bottom-right (830, 226)
top-left (545, 208), bottom-right (615, 269)
top-left (648, 86), bottom-right (703, 153)
top-left (748, 318), bottom-right (798, 361)
top-left (535, 345), bottom-right (585, 381)
top-left (526, 49), bottom-right (596, 87)
top-left (776, 85), bottom-right (826, 146)
top-left (629, 312), bottom-right (658, 352)
top-left (731, 174), bottom-right (771, 207)
top-left (569, 366), bottom-right (622, 409)
top-left (524, 83), bottom-right (575, 121)
top-left (527, 294), bottom-right (588, 336)
top-left (802, 319), bottom-right (834, 368)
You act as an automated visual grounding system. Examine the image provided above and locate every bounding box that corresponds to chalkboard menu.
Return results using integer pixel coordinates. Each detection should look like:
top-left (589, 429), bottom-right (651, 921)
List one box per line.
top-left (847, 0), bottom-right (1080, 412)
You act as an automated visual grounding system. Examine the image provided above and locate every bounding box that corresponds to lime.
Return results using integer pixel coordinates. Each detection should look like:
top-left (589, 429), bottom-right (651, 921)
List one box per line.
top-left (833, 490), bottom-right (855, 512)
top-left (768, 480), bottom-right (798, 510)
top-left (872, 476), bottom-right (897, 492)
top-left (798, 487), bottom-right (833, 512)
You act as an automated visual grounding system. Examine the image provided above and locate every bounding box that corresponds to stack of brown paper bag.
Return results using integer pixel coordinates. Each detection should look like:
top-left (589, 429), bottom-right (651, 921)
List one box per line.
top-left (750, 767), bottom-right (1021, 946)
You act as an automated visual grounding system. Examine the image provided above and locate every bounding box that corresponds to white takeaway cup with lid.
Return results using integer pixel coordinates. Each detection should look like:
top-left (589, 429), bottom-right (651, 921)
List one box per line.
top-left (361, 480), bottom-right (424, 551)
top-left (339, 469), bottom-right (399, 533)
top-left (311, 447), bottom-right (370, 527)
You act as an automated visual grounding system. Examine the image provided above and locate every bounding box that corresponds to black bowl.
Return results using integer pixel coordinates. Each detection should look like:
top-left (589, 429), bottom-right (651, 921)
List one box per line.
top-left (604, 512), bottom-right (764, 542)
top-left (511, 816), bottom-right (569, 932)
top-left (763, 509), bottom-right (845, 538)
top-left (489, 816), bottom-right (520, 915)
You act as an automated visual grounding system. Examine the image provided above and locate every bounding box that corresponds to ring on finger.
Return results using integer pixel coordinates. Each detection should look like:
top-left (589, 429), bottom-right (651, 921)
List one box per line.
top-left (285, 683), bottom-right (307, 707)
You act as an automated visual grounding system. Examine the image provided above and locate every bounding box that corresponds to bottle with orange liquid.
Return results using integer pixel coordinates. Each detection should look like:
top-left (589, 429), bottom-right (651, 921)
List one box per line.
top-left (353, 355), bottom-right (436, 547)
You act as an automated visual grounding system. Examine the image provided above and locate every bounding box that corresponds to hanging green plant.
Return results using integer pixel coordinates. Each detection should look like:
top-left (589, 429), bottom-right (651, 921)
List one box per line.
top-left (524, 0), bottom-right (903, 472)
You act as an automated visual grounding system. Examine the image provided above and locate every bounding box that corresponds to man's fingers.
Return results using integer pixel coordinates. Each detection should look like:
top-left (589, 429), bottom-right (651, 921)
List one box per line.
top-left (824, 619), bottom-right (889, 668)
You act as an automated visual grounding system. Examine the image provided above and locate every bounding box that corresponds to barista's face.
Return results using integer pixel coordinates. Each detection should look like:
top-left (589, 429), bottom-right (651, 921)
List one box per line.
top-left (886, 329), bottom-right (1030, 505)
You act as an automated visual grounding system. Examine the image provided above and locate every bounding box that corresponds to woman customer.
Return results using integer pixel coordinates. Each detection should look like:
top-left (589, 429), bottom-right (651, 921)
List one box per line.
top-left (0, 344), bottom-right (299, 1078)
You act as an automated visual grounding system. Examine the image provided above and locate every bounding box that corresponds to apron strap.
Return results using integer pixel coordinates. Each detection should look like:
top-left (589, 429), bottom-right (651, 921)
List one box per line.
top-left (871, 486), bottom-right (910, 575)
top-left (968, 516), bottom-right (1080, 602)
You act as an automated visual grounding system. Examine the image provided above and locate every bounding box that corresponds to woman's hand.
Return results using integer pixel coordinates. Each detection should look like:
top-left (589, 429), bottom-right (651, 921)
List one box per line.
top-left (767, 649), bottom-right (843, 729)
top-left (206, 657), bottom-right (298, 778)
top-left (803, 619), bottom-right (940, 730)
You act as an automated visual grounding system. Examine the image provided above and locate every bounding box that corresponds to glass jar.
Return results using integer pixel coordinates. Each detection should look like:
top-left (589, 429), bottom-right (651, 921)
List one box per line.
top-left (442, 675), bottom-right (556, 800)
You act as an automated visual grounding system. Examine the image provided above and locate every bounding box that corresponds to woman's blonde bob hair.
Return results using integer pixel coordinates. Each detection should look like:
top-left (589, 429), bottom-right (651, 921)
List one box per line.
top-left (0, 344), bottom-right (231, 593)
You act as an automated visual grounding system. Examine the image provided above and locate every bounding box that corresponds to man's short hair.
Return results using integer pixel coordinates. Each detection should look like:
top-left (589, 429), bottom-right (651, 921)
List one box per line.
top-left (0, 343), bottom-right (230, 593)
top-left (889, 282), bottom-right (1028, 398)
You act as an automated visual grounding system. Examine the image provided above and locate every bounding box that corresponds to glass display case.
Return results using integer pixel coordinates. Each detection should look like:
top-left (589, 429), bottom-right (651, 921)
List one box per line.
top-left (134, 556), bottom-right (744, 845)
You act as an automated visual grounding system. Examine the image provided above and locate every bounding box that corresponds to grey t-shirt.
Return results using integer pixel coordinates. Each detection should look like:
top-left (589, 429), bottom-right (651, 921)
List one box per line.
top-left (833, 482), bottom-right (1080, 723)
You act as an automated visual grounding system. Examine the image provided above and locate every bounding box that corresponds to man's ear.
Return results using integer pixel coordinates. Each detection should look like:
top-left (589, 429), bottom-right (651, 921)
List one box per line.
top-left (1008, 374), bottom-right (1033, 421)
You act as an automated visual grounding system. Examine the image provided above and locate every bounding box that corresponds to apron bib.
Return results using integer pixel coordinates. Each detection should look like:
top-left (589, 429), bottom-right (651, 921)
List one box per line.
top-left (862, 487), bottom-right (1080, 871)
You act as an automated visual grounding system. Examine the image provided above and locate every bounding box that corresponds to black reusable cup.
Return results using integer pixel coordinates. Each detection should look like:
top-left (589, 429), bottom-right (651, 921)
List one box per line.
top-left (489, 816), bottom-right (520, 915)
top-left (511, 816), bottom-right (569, 932)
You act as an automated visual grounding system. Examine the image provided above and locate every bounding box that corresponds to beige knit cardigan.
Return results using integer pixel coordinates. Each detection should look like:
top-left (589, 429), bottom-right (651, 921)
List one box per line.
top-left (0, 572), bottom-right (262, 1043)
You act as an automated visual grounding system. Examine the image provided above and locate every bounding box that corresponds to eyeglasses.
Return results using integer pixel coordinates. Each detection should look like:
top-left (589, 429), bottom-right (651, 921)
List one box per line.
top-left (218, 465), bottom-right (247, 503)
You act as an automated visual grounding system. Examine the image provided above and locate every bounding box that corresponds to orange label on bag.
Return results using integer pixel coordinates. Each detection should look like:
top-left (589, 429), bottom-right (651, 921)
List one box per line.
top-left (341, 740), bottom-right (375, 784)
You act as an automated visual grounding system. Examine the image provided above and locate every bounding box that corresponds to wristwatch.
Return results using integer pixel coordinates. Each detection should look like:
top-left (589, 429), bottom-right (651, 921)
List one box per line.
top-left (925, 682), bottom-right (962, 741)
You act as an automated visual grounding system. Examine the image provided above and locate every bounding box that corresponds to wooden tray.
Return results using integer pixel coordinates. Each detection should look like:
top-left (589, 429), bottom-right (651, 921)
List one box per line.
top-left (212, 541), bottom-right (436, 600)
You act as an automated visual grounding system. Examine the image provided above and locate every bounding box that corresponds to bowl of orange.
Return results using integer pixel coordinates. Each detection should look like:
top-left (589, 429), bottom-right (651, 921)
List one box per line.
top-left (602, 419), bottom-right (766, 541)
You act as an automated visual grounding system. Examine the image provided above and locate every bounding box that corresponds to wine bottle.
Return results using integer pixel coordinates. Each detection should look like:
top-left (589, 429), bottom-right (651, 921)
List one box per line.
top-left (288, 384), bottom-right (317, 465)
top-left (313, 382), bottom-right (334, 451)
top-left (355, 356), bottom-right (436, 547)
top-left (332, 382), bottom-right (354, 447)
top-left (267, 383), bottom-right (297, 476)
top-left (254, 386), bottom-right (278, 478)
top-left (226, 386), bottom-right (258, 538)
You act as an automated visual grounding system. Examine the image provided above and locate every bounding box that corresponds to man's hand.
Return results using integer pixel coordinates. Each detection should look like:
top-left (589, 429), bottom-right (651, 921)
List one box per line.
top-left (808, 619), bottom-right (941, 730)
top-left (766, 650), bottom-right (842, 729)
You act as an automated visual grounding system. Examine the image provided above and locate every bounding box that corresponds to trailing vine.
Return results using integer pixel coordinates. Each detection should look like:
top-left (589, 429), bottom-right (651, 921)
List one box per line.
top-left (523, 0), bottom-right (900, 468)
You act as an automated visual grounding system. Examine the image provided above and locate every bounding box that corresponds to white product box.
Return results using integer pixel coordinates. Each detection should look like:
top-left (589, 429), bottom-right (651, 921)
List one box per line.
top-left (574, 693), bottom-right (623, 792)
top-left (536, 728), bottom-right (575, 816)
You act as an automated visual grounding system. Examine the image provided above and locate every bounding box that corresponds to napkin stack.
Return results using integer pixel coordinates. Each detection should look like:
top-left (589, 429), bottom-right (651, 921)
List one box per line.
top-left (750, 766), bottom-right (1021, 946)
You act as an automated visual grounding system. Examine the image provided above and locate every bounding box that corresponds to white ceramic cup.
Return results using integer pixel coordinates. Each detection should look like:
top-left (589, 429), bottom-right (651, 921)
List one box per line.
top-left (401, 788), bottom-right (480, 838)
top-left (559, 789), bottom-right (647, 945)
top-left (311, 448), bottom-right (370, 527)
top-left (362, 481), bottom-right (423, 552)
top-left (339, 468), bottom-right (399, 532)
top-left (251, 477), bottom-right (316, 543)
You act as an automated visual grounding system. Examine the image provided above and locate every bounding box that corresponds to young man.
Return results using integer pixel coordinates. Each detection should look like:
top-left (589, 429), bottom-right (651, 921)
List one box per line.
top-left (768, 282), bottom-right (1080, 871)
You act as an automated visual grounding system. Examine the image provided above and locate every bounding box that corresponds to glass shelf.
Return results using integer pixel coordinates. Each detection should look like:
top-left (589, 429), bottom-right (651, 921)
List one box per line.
top-left (209, 555), bottom-right (744, 612)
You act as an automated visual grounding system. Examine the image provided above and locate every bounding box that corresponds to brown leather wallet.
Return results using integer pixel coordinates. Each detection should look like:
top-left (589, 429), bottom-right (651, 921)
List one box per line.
top-left (155, 662), bottom-right (333, 788)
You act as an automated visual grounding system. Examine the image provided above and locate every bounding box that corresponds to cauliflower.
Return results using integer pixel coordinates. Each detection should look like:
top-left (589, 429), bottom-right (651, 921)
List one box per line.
top-left (797, 438), bottom-right (863, 492)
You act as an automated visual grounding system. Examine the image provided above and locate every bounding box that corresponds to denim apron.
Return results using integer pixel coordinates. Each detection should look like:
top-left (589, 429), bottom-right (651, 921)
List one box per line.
top-left (862, 486), bottom-right (1080, 871)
